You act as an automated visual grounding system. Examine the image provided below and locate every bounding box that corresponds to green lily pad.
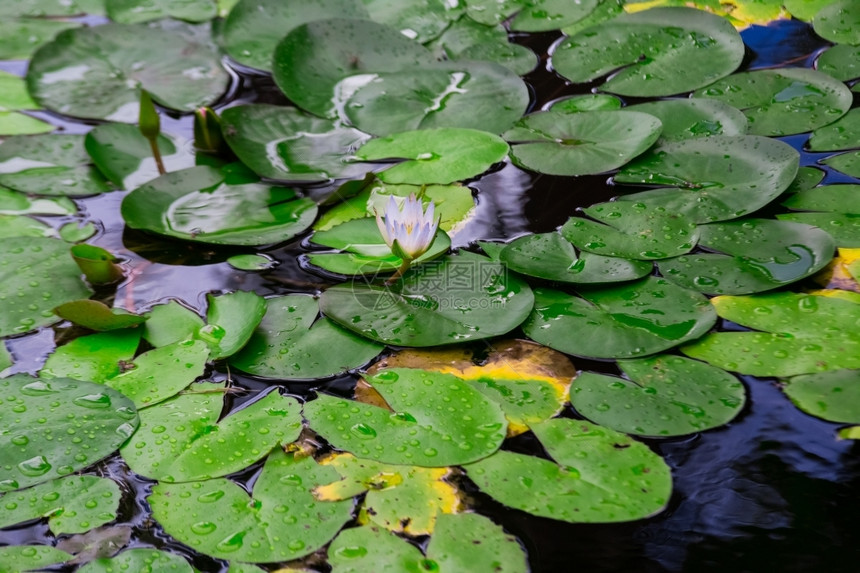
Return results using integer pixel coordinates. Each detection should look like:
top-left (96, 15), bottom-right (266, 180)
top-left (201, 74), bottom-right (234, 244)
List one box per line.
top-left (613, 135), bottom-right (799, 223)
top-left (0, 112), bottom-right (54, 136)
top-left (0, 375), bottom-right (138, 492)
top-left (226, 254), bottom-right (277, 271)
top-left (328, 514), bottom-right (527, 573)
top-left (0, 18), bottom-right (80, 60)
top-left (229, 295), bottom-right (384, 380)
top-left (308, 217), bottom-right (451, 276)
top-left (341, 61), bottom-right (529, 137)
top-left (822, 150), bottom-right (860, 178)
top-left (499, 232), bottom-right (653, 283)
top-left (508, 0), bottom-right (598, 31)
top-left (84, 123), bottom-right (194, 189)
top-left (203, 291), bottom-right (267, 360)
top-left (559, 0), bottom-right (625, 35)
top-left (548, 94), bottom-right (622, 113)
top-left (106, 340), bottom-right (210, 408)
top-left (522, 277), bottom-right (717, 360)
top-left (120, 382), bottom-right (302, 481)
top-left (681, 291), bottom-right (860, 376)
top-left (0, 546), bottom-right (73, 573)
top-left (808, 108), bottom-right (860, 151)
top-left (785, 0), bottom-right (839, 20)
top-left (560, 201), bottom-right (699, 260)
top-left (786, 166), bottom-right (826, 192)
top-left (503, 110), bottom-right (662, 176)
top-left (778, 184), bottom-right (860, 247)
top-left (149, 449), bottom-right (352, 563)
top-left (58, 221), bottom-right (97, 242)
top-left (272, 17), bottom-right (435, 119)
top-left (222, 0), bottom-right (370, 71)
top-left (0, 215), bottom-right (55, 239)
top-left (782, 369), bottom-right (860, 423)
top-left (0, 0), bottom-right (103, 17)
top-left (816, 43), bottom-right (860, 81)
top-left (0, 475), bottom-right (120, 534)
top-left (0, 71), bottom-right (38, 111)
top-left (106, 0), bottom-right (217, 24)
top-left (465, 418), bottom-right (672, 522)
top-left (356, 128), bottom-right (508, 184)
top-left (142, 300), bottom-right (205, 348)
top-left (39, 329), bottom-right (141, 383)
top-left (658, 218), bottom-right (836, 295)
top-left (571, 354), bottom-right (746, 436)
top-left (319, 252), bottom-right (535, 347)
top-left (220, 105), bottom-right (372, 183)
top-left (27, 21), bottom-right (230, 122)
top-left (693, 68), bottom-right (852, 136)
top-left (812, 0), bottom-right (860, 44)
top-left (53, 300), bottom-right (147, 331)
top-left (551, 7), bottom-right (744, 97)
top-left (0, 343), bottom-right (11, 373)
top-left (121, 165), bottom-right (318, 246)
top-left (628, 99), bottom-right (748, 143)
top-left (464, 0), bottom-right (527, 25)
top-left (363, 0), bottom-right (456, 43)
top-left (429, 15), bottom-right (537, 75)
top-left (303, 368), bottom-right (508, 466)
top-left (315, 452), bottom-right (460, 535)
top-left (0, 237), bottom-right (93, 337)
top-left (78, 548), bottom-right (192, 573)
top-left (0, 190), bottom-right (76, 216)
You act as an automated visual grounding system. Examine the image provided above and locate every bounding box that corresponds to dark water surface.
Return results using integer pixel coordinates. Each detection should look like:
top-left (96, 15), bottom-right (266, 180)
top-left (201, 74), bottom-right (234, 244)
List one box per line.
top-left (2, 16), bottom-right (859, 573)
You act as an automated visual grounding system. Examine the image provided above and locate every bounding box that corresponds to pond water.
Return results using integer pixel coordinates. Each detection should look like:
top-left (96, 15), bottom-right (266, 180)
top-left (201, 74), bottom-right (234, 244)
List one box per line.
top-left (1, 7), bottom-right (860, 573)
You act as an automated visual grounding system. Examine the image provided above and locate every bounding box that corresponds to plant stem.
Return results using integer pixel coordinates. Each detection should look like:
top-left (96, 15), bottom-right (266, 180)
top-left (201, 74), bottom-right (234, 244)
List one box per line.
top-left (148, 137), bottom-right (166, 175)
top-left (385, 259), bottom-right (412, 286)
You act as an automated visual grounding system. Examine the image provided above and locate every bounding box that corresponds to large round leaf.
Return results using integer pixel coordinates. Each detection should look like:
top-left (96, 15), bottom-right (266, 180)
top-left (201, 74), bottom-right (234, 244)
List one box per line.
top-left (693, 68), bottom-right (852, 136)
top-left (0, 18), bottom-right (80, 61)
top-left (551, 7), bottom-right (744, 97)
top-left (499, 232), bottom-right (653, 284)
top-left (0, 237), bottom-right (92, 337)
top-left (106, 0), bottom-right (217, 23)
top-left (319, 252), bottom-right (534, 347)
top-left (778, 184), bottom-right (860, 247)
top-left (658, 219), bottom-right (836, 295)
top-left (229, 295), bottom-right (384, 380)
top-left (303, 368), bottom-right (508, 466)
top-left (362, 0), bottom-right (456, 43)
top-left (220, 104), bottom-right (372, 183)
top-left (571, 355), bottom-right (746, 437)
top-left (78, 548), bottom-right (192, 573)
top-left (613, 135), bottom-right (799, 223)
top-left (27, 21), bottom-right (229, 122)
top-left (465, 418), bottom-right (672, 522)
top-left (628, 99), bottom-right (748, 143)
top-left (0, 375), bottom-right (138, 492)
top-left (782, 369), bottom-right (860, 423)
top-left (503, 110), bottom-right (662, 176)
top-left (121, 165), bottom-right (317, 246)
top-left (509, 0), bottom-right (598, 32)
top-left (816, 43), bottom-right (860, 81)
top-left (272, 18), bottom-right (435, 118)
top-left (813, 0), bottom-right (860, 45)
top-left (428, 14), bottom-right (537, 76)
top-left (807, 108), bottom-right (860, 151)
top-left (522, 277), bottom-right (717, 359)
top-left (149, 449), bottom-right (353, 563)
top-left (119, 383), bottom-right (302, 481)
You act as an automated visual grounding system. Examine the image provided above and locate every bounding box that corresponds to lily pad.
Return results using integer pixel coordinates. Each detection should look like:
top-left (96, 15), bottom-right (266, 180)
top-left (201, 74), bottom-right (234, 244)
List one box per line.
top-left (142, 300), bottom-right (204, 348)
top-left (362, 0), bottom-right (456, 43)
top-left (551, 7), bottom-right (744, 97)
top-left (227, 254), bottom-right (277, 271)
top-left (220, 104), bottom-right (372, 183)
top-left (0, 18), bottom-right (80, 60)
top-left (0, 190), bottom-right (75, 216)
top-left (693, 68), bottom-right (852, 136)
top-left (229, 295), bottom-right (384, 380)
top-left (0, 0), bottom-right (103, 17)
top-left (39, 329), bottom-right (141, 383)
top-left (272, 17), bottom-right (435, 119)
top-left (658, 218), bottom-right (836, 294)
top-left (778, 184), bottom-right (860, 247)
top-left (78, 548), bottom-right (193, 573)
top-left (222, 0), bottom-right (370, 71)
top-left (121, 164), bottom-right (318, 246)
top-left (356, 128), bottom-right (507, 185)
top-left (0, 71), bottom-right (38, 111)
top-left (319, 252), bottom-right (535, 347)
top-left (27, 21), bottom-right (230, 122)
top-left (571, 354), bottom-right (746, 436)
top-left (58, 221), bottom-right (97, 242)
top-left (0, 375), bottom-right (138, 492)
top-left (106, 0), bottom-right (217, 24)
top-left (0, 546), bottom-right (73, 573)
top-left (203, 291), bottom-right (267, 360)
top-left (822, 150), bottom-right (860, 178)
top-left (342, 61), bottom-right (528, 137)
top-left (149, 449), bottom-right (352, 563)
top-left (508, 0), bottom-right (599, 31)
top-left (681, 291), bottom-right (860, 376)
top-left (782, 369), bottom-right (860, 423)
top-left (429, 15), bottom-right (537, 75)
top-left (0, 112), bottom-right (54, 136)
top-left (0, 237), bottom-right (93, 337)
top-left (120, 382), bottom-right (302, 481)
top-left (53, 300), bottom-right (147, 331)
top-left (499, 232), bottom-right (653, 284)
top-left (560, 201), bottom-right (699, 260)
top-left (613, 135), bottom-right (799, 223)
top-left (303, 368), bottom-right (508, 467)
top-left (0, 215), bottom-right (55, 239)
top-left (812, 0), bottom-right (860, 44)
top-left (503, 110), bottom-right (661, 176)
top-left (464, 0), bottom-right (527, 25)
top-left (628, 99), bottom-right (748, 143)
top-left (784, 0), bottom-right (838, 20)
top-left (0, 475), bottom-right (121, 534)
top-left (307, 217), bottom-right (451, 276)
top-left (522, 277), bottom-right (717, 360)
top-left (465, 418), bottom-right (672, 522)
top-left (548, 94), bottom-right (622, 113)
top-left (328, 514), bottom-right (527, 573)
top-left (807, 108), bottom-right (860, 151)
top-left (315, 452), bottom-right (460, 535)
top-left (816, 43), bottom-right (860, 81)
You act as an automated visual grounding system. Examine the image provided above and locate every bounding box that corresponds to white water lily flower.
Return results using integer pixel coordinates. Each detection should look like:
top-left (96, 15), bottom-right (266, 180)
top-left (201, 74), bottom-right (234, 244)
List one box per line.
top-left (375, 194), bottom-right (439, 261)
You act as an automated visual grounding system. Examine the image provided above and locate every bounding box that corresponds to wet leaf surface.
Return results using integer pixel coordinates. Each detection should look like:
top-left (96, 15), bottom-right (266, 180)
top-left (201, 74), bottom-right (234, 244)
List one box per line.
top-left (77, 548), bottom-right (193, 573)
top-left (0, 545), bottom-right (73, 573)
top-left (782, 369), bottom-right (860, 423)
top-left (40, 329), bottom-right (141, 383)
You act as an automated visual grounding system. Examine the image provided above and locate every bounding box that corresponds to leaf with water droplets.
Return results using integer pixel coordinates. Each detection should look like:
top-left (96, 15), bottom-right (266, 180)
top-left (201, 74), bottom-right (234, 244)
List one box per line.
top-left (142, 299), bottom-right (205, 348)
top-left (304, 367), bottom-right (508, 467)
top-left (628, 99), bottom-right (748, 143)
top-left (0, 18), bottom-right (80, 61)
top-left (465, 418), bottom-right (672, 522)
top-left (812, 0), bottom-right (860, 45)
top-left (149, 449), bottom-right (352, 563)
top-left (427, 14), bottom-right (537, 75)
top-left (0, 545), bottom-right (73, 573)
top-left (40, 329), bottom-right (141, 383)
top-left (0, 374), bottom-right (139, 492)
top-left (202, 291), bottom-right (267, 360)
top-left (816, 43), bottom-right (860, 82)
top-left (0, 475), bottom-right (120, 534)
top-left (571, 354), bottom-right (746, 437)
top-left (782, 369), bottom-right (860, 423)
top-left (106, 0), bottom-right (217, 24)
top-left (53, 300), bottom-right (147, 332)
top-left (681, 291), bottom-right (860, 376)
top-left (77, 548), bottom-right (193, 573)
